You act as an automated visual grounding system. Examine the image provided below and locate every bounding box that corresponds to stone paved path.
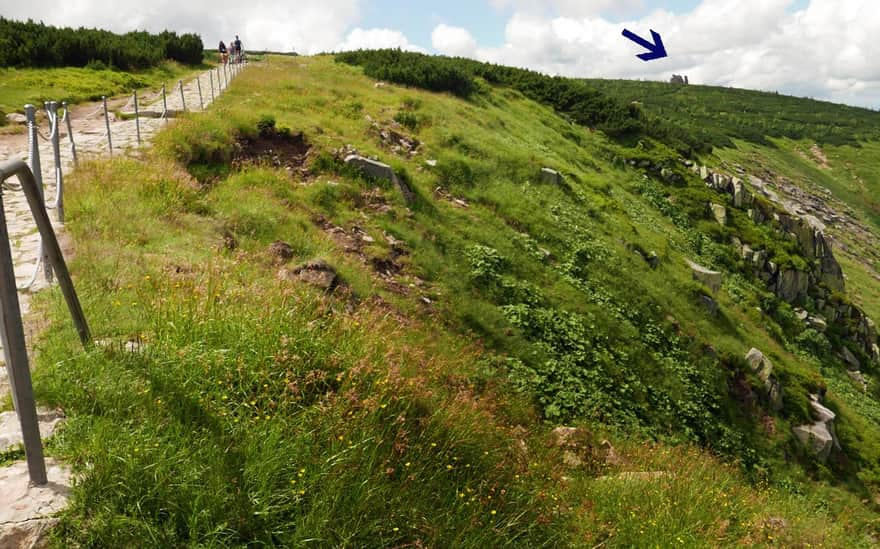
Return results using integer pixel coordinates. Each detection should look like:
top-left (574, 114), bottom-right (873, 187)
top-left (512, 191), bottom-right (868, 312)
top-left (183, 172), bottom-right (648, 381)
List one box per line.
top-left (0, 63), bottom-right (244, 399)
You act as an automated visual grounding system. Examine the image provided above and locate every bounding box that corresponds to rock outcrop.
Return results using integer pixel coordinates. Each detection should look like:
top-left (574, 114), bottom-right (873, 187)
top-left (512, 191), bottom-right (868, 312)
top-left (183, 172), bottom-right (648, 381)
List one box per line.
top-left (693, 164), bottom-right (877, 361)
top-left (792, 394), bottom-right (840, 462)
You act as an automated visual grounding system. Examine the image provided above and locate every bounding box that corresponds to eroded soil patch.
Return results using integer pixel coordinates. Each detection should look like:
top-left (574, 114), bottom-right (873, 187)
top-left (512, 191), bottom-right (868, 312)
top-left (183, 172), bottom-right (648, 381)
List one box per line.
top-left (233, 128), bottom-right (312, 175)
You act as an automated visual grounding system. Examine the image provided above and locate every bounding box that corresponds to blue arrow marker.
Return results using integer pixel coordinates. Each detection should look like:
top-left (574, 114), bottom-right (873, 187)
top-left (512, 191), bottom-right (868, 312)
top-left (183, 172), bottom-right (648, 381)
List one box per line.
top-left (622, 29), bottom-right (667, 61)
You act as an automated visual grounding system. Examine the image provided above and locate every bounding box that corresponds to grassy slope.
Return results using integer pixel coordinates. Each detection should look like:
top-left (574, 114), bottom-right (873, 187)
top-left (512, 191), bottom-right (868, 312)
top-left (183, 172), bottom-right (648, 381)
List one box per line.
top-left (0, 57), bottom-right (218, 115)
top-left (25, 55), bottom-right (880, 546)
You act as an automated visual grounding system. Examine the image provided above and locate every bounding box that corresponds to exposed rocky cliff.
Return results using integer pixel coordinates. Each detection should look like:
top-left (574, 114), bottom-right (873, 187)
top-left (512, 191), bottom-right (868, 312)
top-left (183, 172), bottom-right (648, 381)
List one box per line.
top-left (693, 164), bottom-right (878, 363)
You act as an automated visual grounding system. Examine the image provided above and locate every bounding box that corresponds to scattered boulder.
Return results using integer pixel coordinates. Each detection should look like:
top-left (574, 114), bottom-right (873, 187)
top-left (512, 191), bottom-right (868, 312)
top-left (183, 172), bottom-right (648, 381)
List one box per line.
top-left (280, 260), bottom-right (339, 291)
top-left (686, 259), bottom-right (722, 294)
top-left (269, 240), bottom-right (295, 262)
top-left (0, 408), bottom-right (65, 453)
top-left (550, 426), bottom-right (594, 469)
top-left (5, 112), bottom-right (27, 125)
top-left (709, 203), bottom-right (727, 225)
top-left (598, 471), bottom-right (670, 482)
top-left (807, 315), bottom-right (828, 332)
top-left (792, 394), bottom-right (840, 462)
top-left (699, 294), bottom-right (719, 316)
top-left (0, 459), bottom-right (71, 548)
top-left (344, 154), bottom-right (415, 204)
top-left (840, 346), bottom-right (861, 371)
top-left (540, 168), bottom-right (562, 185)
top-left (744, 348), bottom-right (783, 411)
top-left (847, 370), bottom-right (868, 392)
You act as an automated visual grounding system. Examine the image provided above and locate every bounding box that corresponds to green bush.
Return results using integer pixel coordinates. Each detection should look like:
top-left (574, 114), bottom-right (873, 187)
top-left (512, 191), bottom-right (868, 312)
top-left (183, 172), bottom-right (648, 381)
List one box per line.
top-left (0, 17), bottom-right (203, 69)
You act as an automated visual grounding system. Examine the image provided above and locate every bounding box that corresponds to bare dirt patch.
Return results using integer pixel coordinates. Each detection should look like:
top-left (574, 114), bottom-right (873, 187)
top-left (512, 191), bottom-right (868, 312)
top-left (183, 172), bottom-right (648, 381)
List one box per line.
top-left (232, 128), bottom-right (311, 176)
top-left (809, 144), bottom-right (830, 169)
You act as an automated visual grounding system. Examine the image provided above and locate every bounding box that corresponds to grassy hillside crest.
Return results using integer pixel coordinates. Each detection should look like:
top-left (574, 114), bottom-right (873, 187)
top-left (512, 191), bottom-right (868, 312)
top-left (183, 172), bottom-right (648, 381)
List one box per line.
top-left (17, 52), bottom-right (880, 546)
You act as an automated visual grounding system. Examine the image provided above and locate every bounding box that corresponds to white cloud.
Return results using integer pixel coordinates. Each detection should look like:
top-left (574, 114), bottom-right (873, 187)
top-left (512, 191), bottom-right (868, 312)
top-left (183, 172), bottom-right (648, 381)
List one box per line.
top-left (431, 24), bottom-right (478, 57)
top-left (0, 0), bottom-right (361, 54)
top-left (488, 0), bottom-right (646, 18)
top-left (335, 28), bottom-right (425, 53)
top-left (469, 0), bottom-right (880, 108)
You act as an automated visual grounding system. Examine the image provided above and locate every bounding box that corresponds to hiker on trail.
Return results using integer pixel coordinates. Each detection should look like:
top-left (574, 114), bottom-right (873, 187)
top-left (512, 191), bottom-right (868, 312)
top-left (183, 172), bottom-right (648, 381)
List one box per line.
top-left (234, 35), bottom-right (243, 64)
top-left (218, 41), bottom-right (228, 64)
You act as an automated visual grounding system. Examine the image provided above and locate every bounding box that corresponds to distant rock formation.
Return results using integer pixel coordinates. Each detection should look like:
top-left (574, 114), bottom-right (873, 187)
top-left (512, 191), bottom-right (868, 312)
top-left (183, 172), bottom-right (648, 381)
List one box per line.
top-left (670, 74), bottom-right (689, 85)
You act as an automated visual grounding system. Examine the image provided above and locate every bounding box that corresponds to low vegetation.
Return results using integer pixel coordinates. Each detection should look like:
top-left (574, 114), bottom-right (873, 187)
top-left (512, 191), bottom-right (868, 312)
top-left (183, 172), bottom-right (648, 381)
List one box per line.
top-left (0, 60), bottom-right (212, 114)
top-left (586, 78), bottom-right (880, 148)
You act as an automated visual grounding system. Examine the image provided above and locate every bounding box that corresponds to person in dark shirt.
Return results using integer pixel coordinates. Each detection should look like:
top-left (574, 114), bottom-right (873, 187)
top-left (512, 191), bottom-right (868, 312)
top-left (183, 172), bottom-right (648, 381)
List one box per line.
top-left (233, 36), bottom-right (242, 64)
top-left (218, 41), bottom-right (228, 64)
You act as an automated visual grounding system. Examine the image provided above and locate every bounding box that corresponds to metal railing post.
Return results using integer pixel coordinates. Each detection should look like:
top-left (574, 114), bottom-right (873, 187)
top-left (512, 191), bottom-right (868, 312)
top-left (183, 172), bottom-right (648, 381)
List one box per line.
top-left (178, 80), bottom-right (186, 112)
top-left (24, 105), bottom-right (43, 192)
top-left (209, 70), bottom-right (215, 103)
top-left (46, 101), bottom-right (64, 226)
top-left (0, 200), bottom-right (46, 484)
top-left (0, 169), bottom-right (45, 485)
top-left (102, 96), bottom-right (113, 156)
top-left (161, 83), bottom-right (168, 119)
top-left (0, 160), bottom-right (90, 347)
top-left (0, 159), bottom-right (92, 486)
top-left (196, 76), bottom-right (203, 110)
top-left (133, 91), bottom-right (141, 146)
top-left (61, 102), bottom-right (77, 167)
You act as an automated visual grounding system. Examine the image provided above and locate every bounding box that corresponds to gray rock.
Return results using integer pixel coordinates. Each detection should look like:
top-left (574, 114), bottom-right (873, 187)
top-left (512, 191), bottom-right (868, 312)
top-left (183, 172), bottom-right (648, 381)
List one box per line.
top-left (0, 458), bottom-right (71, 545)
top-left (699, 295), bottom-right (718, 316)
top-left (840, 346), bottom-right (861, 370)
top-left (0, 518), bottom-right (58, 549)
top-left (344, 154), bottom-right (415, 204)
top-left (686, 259), bottom-right (722, 294)
top-left (807, 315), bottom-right (828, 332)
top-left (792, 395), bottom-right (841, 462)
top-left (5, 113), bottom-right (27, 125)
top-left (775, 269), bottom-right (809, 302)
top-left (540, 168), bottom-right (562, 185)
top-left (699, 166), bottom-right (710, 181)
top-left (731, 178), bottom-right (751, 208)
top-left (0, 408), bottom-right (64, 453)
top-left (745, 348), bottom-right (783, 411)
top-left (745, 348), bottom-right (773, 381)
top-left (847, 370), bottom-right (868, 392)
top-left (793, 422), bottom-right (835, 461)
top-left (709, 203), bottom-right (727, 225)
top-left (281, 260), bottom-right (339, 291)
top-left (872, 344), bottom-right (880, 362)
top-left (269, 240), bottom-right (294, 262)
top-left (752, 250), bottom-right (767, 268)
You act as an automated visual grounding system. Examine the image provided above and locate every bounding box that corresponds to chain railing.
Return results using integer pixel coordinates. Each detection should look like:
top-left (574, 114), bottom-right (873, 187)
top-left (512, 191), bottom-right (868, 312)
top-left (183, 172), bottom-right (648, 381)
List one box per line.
top-left (9, 63), bottom-right (247, 290)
